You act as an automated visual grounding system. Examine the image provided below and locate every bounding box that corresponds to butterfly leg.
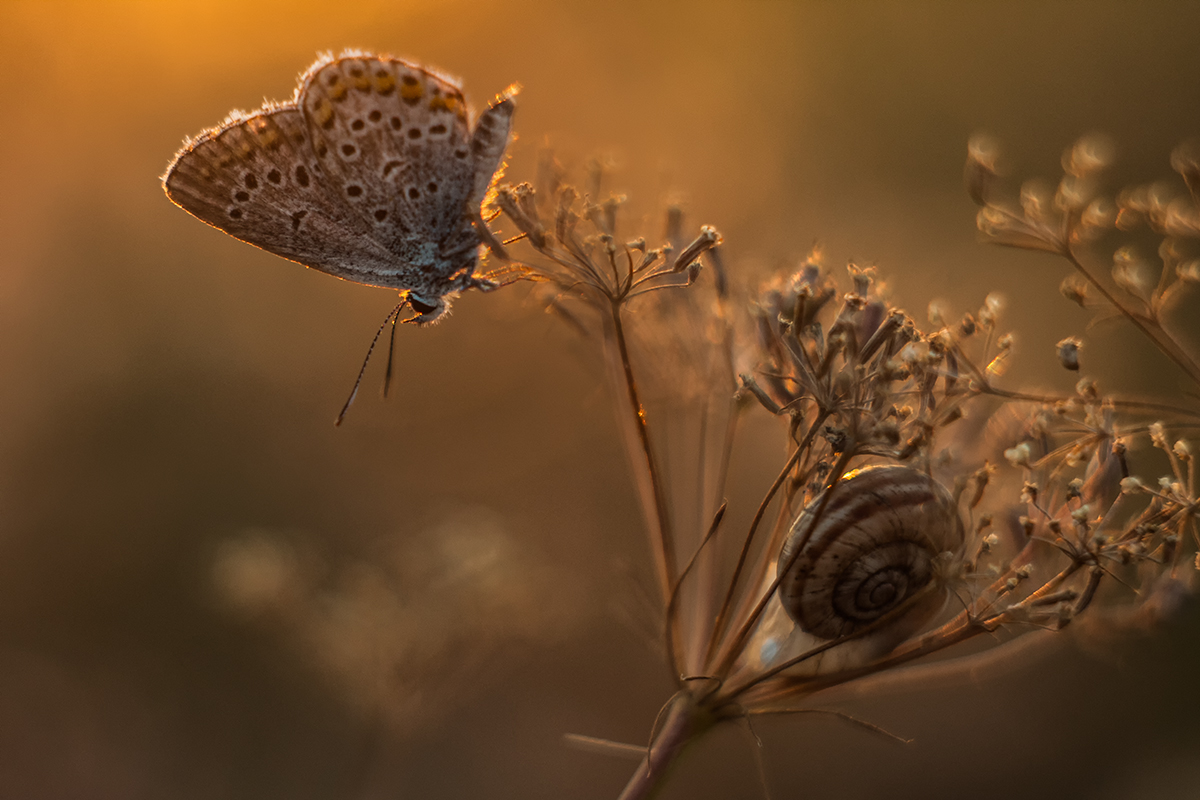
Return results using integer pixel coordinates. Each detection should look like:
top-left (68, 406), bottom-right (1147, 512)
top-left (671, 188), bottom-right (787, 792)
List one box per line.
top-left (443, 269), bottom-right (499, 294)
top-left (467, 274), bottom-right (500, 292)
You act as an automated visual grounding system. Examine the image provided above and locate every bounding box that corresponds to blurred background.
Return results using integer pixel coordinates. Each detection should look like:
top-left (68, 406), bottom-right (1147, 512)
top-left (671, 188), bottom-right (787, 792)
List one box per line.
top-left (2, 1), bottom-right (1199, 798)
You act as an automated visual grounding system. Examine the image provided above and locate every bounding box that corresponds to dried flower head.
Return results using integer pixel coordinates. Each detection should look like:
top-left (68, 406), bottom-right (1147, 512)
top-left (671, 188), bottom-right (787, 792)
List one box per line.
top-left (471, 135), bottom-right (1200, 798)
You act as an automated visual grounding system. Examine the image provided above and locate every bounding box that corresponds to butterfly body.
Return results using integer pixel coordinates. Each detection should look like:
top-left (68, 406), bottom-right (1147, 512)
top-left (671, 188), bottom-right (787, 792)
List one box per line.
top-left (164, 51), bottom-right (516, 323)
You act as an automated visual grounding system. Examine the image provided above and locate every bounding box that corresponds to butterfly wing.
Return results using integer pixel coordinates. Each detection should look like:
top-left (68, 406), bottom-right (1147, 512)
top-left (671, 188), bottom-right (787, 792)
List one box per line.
top-left (469, 88), bottom-right (517, 212)
top-left (164, 104), bottom-right (409, 288)
top-left (165, 52), bottom-right (517, 300)
top-left (298, 54), bottom-right (478, 266)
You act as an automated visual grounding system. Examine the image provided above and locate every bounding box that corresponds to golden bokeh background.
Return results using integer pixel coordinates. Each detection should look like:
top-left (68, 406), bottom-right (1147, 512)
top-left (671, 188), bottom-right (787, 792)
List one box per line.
top-left (1, 1), bottom-right (1198, 797)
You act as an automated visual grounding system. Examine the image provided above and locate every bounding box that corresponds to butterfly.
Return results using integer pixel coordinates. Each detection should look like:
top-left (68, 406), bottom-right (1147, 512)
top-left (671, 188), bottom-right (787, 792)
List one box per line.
top-left (163, 50), bottom-right (516, 325)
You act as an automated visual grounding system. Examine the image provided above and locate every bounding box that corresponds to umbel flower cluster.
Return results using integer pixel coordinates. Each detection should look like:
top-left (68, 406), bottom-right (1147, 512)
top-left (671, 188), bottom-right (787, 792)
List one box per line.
top-left (483, 136), bottom-right (1200, 799)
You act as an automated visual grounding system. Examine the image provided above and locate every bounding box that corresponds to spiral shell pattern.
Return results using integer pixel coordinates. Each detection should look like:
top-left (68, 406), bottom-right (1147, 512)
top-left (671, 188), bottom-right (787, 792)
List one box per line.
top-left (777, 465), bottom-right (964, 640)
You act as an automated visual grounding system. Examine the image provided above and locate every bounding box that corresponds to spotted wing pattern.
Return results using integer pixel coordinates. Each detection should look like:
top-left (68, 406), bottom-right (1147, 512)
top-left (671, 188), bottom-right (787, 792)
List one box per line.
top-left (299, 56), bottom-right (475, 262)
top-left (164, 52), bottom-right (516, 300)
top-left (164, 105), bottom-right (404, 285)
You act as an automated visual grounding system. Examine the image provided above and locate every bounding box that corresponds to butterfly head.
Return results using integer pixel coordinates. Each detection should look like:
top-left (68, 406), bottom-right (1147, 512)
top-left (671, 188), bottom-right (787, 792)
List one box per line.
top-left (406, 291), bottom-right (450, 325)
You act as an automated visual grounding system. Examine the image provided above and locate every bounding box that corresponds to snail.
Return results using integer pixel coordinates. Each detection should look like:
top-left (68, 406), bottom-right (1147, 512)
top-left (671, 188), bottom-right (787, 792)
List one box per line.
top-left (777, 465), bottom-right (964, 643)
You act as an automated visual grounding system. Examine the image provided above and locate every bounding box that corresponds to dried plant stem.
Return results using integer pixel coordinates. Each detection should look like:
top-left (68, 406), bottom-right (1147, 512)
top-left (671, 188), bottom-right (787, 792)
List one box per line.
top-left (835, 565), bottom-right (1085, 682)
top-left (609, 299), bottom-right (680, 654)
top-left (666, 503), bottom-right (729, 680)
top-left (1063, 245), bottom-right (1200, 387)
top-left (493, 145), bottom-right (1200, 799)
top-left (713, 447), bottom-right (856, 678)
top-left (980, 386), bottom-right (1200, 421)
top-left (616, 694), bottom-right (715, 800)
top-left (724, 582), bottom-right (944, 698)
top-left (704, 412), bottom-right (830, 667)
top-left (790, 619), bottom-right (993, 698)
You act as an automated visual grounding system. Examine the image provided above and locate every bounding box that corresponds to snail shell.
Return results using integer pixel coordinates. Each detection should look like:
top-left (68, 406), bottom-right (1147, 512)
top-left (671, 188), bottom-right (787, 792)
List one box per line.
top-left (777, 465), bottom-right (964, 641)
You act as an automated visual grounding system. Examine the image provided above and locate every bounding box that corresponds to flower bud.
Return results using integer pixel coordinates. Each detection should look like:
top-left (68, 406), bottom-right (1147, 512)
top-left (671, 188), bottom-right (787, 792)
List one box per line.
top-left (1056, 337), bottom-right (1081, 371)
top-left (1119, 476), bottom-right (1142, 493)
top-left (1063, 134), bottom-right (1114, 178)
top-left (965, 134), bottom-right (1000, 205)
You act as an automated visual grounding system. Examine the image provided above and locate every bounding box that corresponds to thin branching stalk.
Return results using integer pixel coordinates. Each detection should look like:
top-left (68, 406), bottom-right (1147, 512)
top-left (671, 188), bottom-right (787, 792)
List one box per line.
top-left (1063, 243), bottom-right (1200, 387)
top-left (712, 448), bottom-right (857, 679)
top-left (616, 694), bottom-right (715, 800)
top-left (610, 296), bottom-right (678, 614)
top-left (703, 411), bottom-right (830, 667)
top-left (488, 135), bottom-right (1200, 797)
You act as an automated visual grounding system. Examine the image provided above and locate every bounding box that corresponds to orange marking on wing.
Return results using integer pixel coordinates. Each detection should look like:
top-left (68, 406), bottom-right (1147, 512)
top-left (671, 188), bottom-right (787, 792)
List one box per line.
top-left (400, 80), bottom-right (424, 102)
top-left (313, 99), bottom-right (334, 127)
top-left (374, 72), bottom-right (395, 94)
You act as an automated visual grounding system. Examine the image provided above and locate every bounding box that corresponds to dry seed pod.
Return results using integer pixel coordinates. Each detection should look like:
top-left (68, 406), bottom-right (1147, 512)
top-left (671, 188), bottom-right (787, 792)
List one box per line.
top-left (778, 465), bottom-right (964, 641)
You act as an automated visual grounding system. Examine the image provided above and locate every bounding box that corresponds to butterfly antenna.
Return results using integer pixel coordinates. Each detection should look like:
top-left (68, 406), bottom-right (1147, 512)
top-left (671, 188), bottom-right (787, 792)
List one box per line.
top-left (382, 307), bottom-right (400, 398)
top-left (335, 301), bottom-right (405, 427)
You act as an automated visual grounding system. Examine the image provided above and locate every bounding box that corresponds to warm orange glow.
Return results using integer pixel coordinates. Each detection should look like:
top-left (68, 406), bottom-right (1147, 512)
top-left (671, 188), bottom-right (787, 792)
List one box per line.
top-left (2, 1), bottom-right (1199, 798)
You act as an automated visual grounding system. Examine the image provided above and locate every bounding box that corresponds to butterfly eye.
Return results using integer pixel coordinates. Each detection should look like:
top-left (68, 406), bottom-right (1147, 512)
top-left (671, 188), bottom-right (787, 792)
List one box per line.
top-left (409, 295), bottom-right (440, 316)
